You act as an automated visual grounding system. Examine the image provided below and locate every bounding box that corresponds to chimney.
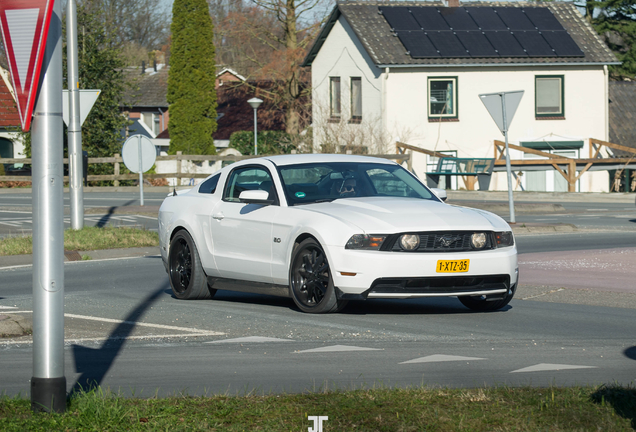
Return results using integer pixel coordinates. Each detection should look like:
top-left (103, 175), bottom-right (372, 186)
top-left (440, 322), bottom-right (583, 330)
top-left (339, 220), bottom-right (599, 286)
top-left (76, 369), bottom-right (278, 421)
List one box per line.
top-left (141, 61), bottom-right (145, 74)
top-left (448, 0), bottom-right (460, 7)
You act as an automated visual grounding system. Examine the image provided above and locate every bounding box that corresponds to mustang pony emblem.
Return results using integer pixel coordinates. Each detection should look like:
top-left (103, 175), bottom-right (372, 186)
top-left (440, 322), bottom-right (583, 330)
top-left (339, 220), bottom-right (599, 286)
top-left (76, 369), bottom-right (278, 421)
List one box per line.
top-left (439, 235), bottom-right (461, 247)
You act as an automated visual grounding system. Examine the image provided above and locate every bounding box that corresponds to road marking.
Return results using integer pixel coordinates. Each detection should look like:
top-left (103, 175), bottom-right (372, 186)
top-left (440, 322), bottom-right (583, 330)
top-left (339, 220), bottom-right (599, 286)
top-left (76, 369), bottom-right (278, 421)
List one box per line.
top-left (64, 313), bottom-right (223, 335)
top-left (206, 336), bottom-right (292, 344)
top-left (0, 210), bottom-right (33, 214)
top-left (135, 215), bottom-right (159, 220)
top-left (521, 288), bottom-right (565, 300)
top-left (294, 345), bottom-right (383, 353)
top-left (0, 221), bottom-right (22, 227)
top-left (0, 305), bottom-right (17, 309)
top-left (510, 363), bottom-right (596, 373)
top-left (400, 354), bottom-right (486, 364)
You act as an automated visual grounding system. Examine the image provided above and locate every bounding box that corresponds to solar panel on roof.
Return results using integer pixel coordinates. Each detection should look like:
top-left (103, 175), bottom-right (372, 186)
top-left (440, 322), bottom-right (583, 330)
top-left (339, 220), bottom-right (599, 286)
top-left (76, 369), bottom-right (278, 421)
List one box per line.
top-left (465, 7), bottom-right (507, 31)
top-left (523, 8), bottom-right (565, 31)
top-left (379, 6), bottom-right (421, 31)
top-left (484, 31), bottom-right (527, 57)
top-left (496, 7), bottom-right (535, 30)
top-left (410, 7), bottom-right (450, 31)
top-left (542, 31), bottom-right (584, 57)
top-left (513, 31), bottom-right (556, 57)
top-left (455, 31), bottom-right (499, 57)
top-left (427, 31), bottom-right (470, 57)
top-left (439, 7), bottom-right (479, 30)
top-left (395, 31), bottom-right (440, 58)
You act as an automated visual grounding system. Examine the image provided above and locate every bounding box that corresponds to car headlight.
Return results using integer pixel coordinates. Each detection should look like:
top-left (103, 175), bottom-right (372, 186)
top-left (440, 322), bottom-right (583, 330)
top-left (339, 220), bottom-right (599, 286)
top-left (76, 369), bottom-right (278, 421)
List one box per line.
top-left (495, 231), bottom-right (514, 247)
top-left (399, 234), bottom-right (420, 251)
top-left (470, 232), bottom-right (487, 250)
top-left (345, 234), bottom-right (387, 250)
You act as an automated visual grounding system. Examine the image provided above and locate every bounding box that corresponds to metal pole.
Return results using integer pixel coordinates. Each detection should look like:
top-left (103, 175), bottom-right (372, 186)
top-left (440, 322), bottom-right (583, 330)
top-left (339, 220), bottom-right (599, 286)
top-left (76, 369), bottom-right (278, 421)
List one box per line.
top-left (31, 0), bottom-right (66, 413)
top-left (67, 0), bottom-right (83, 230)
top-left (253, 108), bottom-right (258, 155)
top-left (138, 135), bottom-right (144, 206)
top-left (501, 94), bottom-right (516, 223)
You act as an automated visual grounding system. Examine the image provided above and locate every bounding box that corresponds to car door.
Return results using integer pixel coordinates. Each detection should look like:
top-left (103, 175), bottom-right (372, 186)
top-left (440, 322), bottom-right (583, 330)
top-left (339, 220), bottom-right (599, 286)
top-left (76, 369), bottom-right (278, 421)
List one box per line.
top-left (210, 165), bottom-right (278, 283)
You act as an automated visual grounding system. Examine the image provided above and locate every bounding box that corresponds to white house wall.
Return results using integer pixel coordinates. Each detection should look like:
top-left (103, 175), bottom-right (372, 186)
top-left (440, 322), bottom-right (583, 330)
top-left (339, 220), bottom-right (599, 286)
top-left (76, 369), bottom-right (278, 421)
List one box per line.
top-left (311, 17), bottom-right (384, 152)
top-left (384, 65), bottom-right (609, 192)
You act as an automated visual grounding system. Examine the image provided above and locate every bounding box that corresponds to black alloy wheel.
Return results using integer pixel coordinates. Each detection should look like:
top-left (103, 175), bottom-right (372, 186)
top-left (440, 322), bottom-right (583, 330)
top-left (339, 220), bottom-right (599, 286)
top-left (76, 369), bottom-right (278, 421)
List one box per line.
top-left (168, 230), bottom-right (216, 300)
top-left (290, 238), bottom-right (346, 313)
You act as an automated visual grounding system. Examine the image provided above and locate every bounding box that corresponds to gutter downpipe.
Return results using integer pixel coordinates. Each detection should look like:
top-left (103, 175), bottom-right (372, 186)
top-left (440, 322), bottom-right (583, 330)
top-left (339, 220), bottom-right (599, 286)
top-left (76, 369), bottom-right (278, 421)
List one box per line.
top-left (382, 67), bottom-right (389, 142)
top-left (603, 65), bottom-right (609, 141)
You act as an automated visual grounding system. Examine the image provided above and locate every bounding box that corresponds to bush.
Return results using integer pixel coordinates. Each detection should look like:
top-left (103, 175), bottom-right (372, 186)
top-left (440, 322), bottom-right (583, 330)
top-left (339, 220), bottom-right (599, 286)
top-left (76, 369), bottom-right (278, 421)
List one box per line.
top-left (229, 130), bottom-right (297, 155)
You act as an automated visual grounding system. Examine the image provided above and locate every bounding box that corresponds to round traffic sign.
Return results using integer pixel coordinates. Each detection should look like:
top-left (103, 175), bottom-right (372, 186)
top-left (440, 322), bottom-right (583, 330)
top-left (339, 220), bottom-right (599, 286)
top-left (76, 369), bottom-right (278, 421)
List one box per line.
top-left (122, 135), bottom-right (157, 174)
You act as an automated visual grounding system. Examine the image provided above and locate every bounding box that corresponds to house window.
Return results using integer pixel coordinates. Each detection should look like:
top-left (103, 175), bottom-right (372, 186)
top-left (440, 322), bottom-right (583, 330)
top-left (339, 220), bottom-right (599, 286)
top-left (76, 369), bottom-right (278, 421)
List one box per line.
top-left (141, 112), bottom-right (160, 135)
top-left (535, 75), bottom-right (564, 118)
top-left (350, 77), bottom-right (362, 122)
top-left (428, 77), bottom-right (457, 120)
top-left (330, 77), bottom-right (341, 119)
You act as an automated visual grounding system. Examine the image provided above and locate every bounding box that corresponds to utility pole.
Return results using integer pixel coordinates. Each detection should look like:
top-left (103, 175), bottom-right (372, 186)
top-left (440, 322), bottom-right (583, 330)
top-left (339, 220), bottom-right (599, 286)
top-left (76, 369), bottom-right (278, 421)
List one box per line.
top-left (30, 0), bottom-right (67, 413)
top-left (67, 0), bottom-right (84, 230)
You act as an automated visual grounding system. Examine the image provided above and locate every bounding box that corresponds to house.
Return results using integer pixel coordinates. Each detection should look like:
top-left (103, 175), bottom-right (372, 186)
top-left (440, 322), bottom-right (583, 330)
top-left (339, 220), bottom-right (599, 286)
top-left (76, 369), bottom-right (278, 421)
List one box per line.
top-left (304, 1), bottom-right (620, 192)
top-left (0, 66), bottom-right (23, 164)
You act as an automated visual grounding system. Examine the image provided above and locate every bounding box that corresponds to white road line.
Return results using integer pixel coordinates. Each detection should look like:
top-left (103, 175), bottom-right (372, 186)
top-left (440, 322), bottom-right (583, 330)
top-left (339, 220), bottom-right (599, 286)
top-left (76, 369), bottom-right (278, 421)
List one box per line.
top-left (135, 215), bottom-right (158, 220)
top-left (206, 336), bottom-right (291, 344)
top-left (0, 221), bottom-right (22, 227)
top-left (0, 210), bottom-right (33, 214)
top-left (0, 305), bottom-right (17, 309)
top-left (511, 363), bottom-right (596, 373)
top-left (400, 354), bottom-right (486, 364)
top-left (294, 345), bottom-right (383, 353)
top-left (64, 313), bottom-right (222, 334)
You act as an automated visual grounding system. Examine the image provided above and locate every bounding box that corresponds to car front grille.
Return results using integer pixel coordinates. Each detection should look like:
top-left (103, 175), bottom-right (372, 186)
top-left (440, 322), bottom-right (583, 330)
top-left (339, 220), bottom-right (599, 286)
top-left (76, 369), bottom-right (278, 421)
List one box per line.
top-left (369, 274), bottom-right (510, 295)
top-left (386, 231), bottom-right (495, 253)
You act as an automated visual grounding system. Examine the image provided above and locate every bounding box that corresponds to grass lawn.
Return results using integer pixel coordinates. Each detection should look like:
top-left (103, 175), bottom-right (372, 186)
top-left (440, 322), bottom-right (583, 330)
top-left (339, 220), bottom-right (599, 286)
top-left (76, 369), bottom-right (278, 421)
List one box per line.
top-left (0, 385), bottom-right (634, 431)
top-left (0, 227), bottom-right (159, 256)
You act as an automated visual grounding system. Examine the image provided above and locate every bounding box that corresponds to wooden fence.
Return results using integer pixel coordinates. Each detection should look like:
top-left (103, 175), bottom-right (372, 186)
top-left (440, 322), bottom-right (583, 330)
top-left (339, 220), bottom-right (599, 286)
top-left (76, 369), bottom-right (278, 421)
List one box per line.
top-left (0, 151), bottom-right (411, 186)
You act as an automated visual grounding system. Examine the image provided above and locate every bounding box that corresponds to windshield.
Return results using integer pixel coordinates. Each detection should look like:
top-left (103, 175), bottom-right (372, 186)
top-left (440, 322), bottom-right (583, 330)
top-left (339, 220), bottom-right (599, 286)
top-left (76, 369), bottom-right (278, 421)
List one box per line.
top-left (278, 162), bottom-right (439, 205)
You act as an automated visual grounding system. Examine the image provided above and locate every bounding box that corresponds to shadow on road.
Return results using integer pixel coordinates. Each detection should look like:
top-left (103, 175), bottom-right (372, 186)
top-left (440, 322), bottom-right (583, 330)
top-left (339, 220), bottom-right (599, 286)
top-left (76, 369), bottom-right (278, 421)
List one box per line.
top-left (624, 346), bottom-right (636, 361)
top-left (69, 282), bottom-right (169, 396)
top-left (96, 199), bottom-right (137, 228)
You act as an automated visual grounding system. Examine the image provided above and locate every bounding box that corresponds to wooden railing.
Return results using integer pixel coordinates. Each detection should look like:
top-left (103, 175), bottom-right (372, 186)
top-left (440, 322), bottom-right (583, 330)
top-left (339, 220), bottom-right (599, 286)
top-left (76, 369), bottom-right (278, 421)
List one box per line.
top-left (0, 151), bottom-right (411, 186)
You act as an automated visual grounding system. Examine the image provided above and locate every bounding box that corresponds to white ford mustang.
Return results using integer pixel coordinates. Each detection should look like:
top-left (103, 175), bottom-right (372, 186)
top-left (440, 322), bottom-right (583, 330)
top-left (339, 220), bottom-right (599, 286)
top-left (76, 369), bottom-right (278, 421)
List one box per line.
top-left (158, 154), bottom-right (518, 313)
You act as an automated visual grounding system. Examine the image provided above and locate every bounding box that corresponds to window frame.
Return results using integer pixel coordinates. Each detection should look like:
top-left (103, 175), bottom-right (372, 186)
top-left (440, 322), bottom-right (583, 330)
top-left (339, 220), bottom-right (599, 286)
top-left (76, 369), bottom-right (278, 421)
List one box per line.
top-left (535, 75), bottom-right (564, 118)
top-left (427, 76), bottom-right (458, 120)
top-left (329, 77), bottom-right (341, 120)
top-left (222, 165), bottom-right (278, 205)
top-left (350, 77), bottom-right (362, 122)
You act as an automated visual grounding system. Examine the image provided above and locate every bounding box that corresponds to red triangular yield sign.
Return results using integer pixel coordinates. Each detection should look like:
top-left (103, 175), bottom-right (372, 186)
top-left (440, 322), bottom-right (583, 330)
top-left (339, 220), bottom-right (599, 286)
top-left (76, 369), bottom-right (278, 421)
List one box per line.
top-left (0, 0), bottom-right (55, 131)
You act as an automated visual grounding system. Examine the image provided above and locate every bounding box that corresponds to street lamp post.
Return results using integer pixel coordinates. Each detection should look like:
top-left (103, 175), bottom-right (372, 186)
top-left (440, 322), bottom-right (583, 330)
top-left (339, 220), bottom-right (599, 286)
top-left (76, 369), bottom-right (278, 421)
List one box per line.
top-left (247, 97), bottom-right (263, 155)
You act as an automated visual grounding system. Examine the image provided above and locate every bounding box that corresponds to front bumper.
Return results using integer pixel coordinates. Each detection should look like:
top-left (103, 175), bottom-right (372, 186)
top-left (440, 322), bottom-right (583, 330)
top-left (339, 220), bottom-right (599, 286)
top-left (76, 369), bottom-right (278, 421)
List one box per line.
top-left (327, 245), bottom-right (518, 298)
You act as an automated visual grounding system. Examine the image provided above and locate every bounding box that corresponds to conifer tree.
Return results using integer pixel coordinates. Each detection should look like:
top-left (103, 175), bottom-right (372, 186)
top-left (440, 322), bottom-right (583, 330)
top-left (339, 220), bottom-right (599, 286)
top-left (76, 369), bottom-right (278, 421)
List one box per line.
top-left (167, 0), bottom-right (217, 154)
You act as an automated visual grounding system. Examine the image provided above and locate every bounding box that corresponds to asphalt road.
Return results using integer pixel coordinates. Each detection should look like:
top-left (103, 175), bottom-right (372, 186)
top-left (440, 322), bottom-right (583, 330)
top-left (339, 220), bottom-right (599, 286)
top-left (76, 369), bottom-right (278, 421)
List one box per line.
top-left (1, 238), bottom-right (635, 397)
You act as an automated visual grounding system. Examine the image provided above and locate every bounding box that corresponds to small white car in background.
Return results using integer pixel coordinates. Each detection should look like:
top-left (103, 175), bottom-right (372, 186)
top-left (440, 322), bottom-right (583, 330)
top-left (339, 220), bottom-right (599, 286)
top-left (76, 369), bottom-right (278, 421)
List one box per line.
top-left (158, 154), bottom-right (518, 313)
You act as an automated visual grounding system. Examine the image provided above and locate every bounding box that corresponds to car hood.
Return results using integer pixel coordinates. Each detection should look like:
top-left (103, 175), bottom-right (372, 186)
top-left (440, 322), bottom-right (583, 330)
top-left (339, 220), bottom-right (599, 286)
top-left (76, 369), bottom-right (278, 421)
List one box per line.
top-left (302, 197), bottom-right (510, 233)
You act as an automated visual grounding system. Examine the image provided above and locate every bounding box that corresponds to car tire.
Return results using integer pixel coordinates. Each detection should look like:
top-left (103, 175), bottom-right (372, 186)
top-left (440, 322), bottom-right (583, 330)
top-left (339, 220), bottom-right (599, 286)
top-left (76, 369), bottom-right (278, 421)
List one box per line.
top-left (168, 230), bottom-right (216, 300)
top-left (289, 238), bottom-right (347, 314)
top-left (458, 284), bottom-right (516, 312)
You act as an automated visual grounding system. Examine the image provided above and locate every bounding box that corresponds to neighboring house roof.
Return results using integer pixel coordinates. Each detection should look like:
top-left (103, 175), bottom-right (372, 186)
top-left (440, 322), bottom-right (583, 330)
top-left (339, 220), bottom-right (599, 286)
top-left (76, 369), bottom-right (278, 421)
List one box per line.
top-left (122, 65), bottom-right (169, 109)
top-left (304, 1), bottom-right (619, 67)
top-left (608, 81), bottom-right (636, 156)
top-left (121, 65), bottom-right (248, 109)
top-left (0, 67), bottom-right (19, 128)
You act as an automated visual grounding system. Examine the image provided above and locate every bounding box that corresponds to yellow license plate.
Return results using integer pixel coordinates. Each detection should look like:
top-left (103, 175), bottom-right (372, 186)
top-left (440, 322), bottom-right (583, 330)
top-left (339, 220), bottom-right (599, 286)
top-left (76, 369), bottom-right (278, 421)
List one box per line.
top-left (436, 259), bottom-right (470, 273)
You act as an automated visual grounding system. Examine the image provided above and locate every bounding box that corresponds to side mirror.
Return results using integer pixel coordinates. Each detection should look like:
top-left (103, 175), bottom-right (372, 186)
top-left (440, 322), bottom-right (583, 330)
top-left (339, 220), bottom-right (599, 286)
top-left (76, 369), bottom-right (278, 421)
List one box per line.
top-left (239, 189), bottom-right (273, 205)
top-left (431, 188), bottom-right (447, 202)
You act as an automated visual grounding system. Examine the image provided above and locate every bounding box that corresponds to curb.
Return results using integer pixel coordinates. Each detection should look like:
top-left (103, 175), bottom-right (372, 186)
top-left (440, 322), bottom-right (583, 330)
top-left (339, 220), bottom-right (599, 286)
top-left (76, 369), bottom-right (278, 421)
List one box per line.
top-left (0, 246), bottom-right (160, 269)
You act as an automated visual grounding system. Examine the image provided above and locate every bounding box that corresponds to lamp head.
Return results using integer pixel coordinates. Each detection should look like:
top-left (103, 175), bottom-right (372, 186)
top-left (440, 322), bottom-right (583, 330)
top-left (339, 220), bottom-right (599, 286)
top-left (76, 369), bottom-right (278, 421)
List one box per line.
top-left (247, 97), bottom-right (263, 110)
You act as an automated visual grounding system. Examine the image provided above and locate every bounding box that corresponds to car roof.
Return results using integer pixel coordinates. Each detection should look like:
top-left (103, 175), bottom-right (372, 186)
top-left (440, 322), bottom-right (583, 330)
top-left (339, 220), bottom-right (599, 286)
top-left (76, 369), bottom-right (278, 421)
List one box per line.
top-left (262, 153), bottom-right (399, 167)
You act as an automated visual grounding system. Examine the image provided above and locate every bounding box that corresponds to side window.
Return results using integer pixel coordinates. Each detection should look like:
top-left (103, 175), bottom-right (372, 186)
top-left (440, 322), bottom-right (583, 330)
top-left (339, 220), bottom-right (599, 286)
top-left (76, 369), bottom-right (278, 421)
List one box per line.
top-left (330, 77), bottom-right (341, 119)
top-left (198, 174), bottom-right (220, 194)
top-left (223, 167), bottom-right (273, 202)
top-left (535, 75), bottom-right (564, 118)
top-left (350, 77), bottom-right (362, 122)
top-left (428, 77), bottom-right (457, 120)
